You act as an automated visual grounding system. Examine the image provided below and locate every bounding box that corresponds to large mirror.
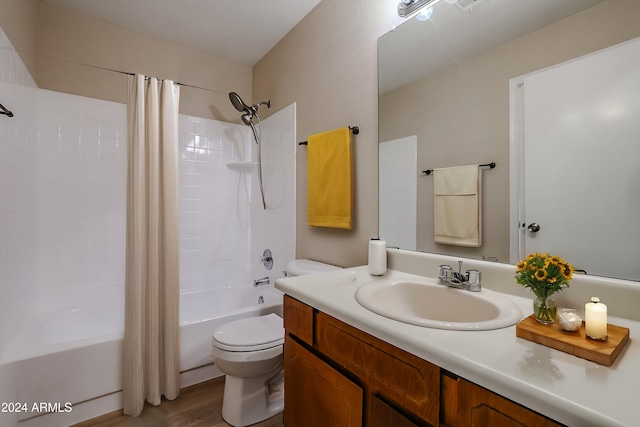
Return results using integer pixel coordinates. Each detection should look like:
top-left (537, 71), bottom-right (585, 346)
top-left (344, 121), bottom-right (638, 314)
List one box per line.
top-left (378, 0), bottom-right (640, 281)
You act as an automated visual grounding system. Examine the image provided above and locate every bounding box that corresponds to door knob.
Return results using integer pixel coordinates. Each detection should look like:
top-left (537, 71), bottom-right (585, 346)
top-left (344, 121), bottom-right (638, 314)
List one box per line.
top-left (527, 223), bottom-right (541, 232)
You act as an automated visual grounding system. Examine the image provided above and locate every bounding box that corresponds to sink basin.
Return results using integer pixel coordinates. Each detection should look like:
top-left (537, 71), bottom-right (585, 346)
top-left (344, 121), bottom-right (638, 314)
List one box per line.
top-left (355, 279), bottom-right (523, 331)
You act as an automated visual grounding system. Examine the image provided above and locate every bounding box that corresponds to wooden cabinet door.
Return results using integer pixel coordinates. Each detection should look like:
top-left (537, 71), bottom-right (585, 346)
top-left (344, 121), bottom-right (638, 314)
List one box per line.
top-left (457, 379), bottom-right (563, 427)
top-left (284, 335), bottom-right (363, 427)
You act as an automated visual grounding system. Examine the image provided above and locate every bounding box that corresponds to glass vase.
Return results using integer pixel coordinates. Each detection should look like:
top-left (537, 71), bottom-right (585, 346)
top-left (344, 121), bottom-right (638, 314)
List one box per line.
top-left (533, 296), bottom-right (557, 324)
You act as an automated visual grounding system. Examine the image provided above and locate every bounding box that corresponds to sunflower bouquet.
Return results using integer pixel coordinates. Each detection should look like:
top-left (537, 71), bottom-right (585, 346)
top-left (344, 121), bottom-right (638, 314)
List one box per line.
top-left (516, 253), bottom-right (574, 323)
top-left (515, 253), bottom-right (574, 298)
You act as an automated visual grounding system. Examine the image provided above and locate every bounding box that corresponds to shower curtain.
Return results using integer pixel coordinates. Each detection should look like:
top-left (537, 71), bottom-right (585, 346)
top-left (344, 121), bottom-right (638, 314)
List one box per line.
top-left (123, 74), bottom-right (181, 416)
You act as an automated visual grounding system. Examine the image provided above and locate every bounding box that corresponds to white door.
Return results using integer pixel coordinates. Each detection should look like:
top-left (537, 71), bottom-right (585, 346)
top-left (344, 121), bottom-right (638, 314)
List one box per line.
top-left (379, 136), bottom-right (417, 250)
top-left (518, 38), bottom-right (640, 280)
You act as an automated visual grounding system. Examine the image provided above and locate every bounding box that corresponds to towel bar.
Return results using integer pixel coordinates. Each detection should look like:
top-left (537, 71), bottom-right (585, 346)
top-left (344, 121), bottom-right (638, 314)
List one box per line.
top-left (299, 126), bottom-right (359, 145)
top-left (422, 162), bottom-right (495, 175)
top-left (0, 102), bottom-right (14, 118)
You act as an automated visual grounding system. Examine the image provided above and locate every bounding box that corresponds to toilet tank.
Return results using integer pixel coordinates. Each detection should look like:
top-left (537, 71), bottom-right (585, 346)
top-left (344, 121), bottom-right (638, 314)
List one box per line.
top-left (285, 259), bottom-right (342, 277)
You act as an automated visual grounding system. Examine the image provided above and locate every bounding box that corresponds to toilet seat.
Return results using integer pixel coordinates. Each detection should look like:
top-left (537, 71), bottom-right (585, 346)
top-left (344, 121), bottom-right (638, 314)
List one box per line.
top-left (213, 313), bottom-right (284, 352)
top-left (286, 259), bottom-right (341, 276)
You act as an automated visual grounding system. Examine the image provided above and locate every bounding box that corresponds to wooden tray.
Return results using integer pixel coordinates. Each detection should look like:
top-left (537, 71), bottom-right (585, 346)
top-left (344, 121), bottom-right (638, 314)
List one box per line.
top-left (515, 315), bottom-right (630, 366)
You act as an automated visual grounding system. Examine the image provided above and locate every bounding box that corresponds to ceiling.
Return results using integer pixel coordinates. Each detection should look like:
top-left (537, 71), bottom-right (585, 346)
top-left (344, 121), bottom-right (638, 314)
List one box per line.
top-left (41, 0), bottom-right (322, 66)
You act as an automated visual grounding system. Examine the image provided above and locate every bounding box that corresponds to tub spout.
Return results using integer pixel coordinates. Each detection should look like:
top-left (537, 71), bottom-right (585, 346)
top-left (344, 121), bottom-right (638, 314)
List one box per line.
top-left (253, 276), bottom-right (270, 287)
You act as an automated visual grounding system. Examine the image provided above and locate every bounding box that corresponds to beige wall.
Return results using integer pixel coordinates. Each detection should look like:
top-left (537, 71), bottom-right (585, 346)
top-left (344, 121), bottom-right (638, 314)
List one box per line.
top-left (2, 1), bottom-right (252, 121)
top-left (37, 2), bottom-right (252, 121)
top-left (253, 0), bottom-right (403, 267)
top-left (0, 0), bottom-right (40, 82)
top-left (379, 0), bottom-right (640, 262)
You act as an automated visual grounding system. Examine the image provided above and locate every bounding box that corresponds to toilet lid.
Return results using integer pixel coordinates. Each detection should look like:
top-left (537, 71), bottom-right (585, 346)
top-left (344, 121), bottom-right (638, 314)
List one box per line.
top-left (286, 259), bottom-right (341, 276)
top-left (213, 313), bottom-right (284, 351)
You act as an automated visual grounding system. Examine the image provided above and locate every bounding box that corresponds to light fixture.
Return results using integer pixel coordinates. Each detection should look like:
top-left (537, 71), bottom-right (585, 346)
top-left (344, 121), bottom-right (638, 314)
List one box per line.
top-left (397, 0), bottom-right (442, 18)
top-left (415, 6), bottom-right (433, 21)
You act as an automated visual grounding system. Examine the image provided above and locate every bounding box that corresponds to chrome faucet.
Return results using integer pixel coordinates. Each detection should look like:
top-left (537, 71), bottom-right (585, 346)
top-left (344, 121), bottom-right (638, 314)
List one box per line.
top-left (253, 276), bottom-right (270, 287)
top-left (437, 261), bottom-right (482, 292)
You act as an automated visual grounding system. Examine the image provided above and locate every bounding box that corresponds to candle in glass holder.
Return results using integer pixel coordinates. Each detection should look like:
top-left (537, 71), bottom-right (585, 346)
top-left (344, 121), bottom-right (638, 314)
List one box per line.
top-left (585, 297), bottom-right (607, 340)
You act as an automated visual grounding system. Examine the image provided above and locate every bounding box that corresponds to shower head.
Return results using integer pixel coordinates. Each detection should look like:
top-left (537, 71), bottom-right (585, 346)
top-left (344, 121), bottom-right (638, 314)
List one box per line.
top-left (229, 92), bottom-right (251, 113)
top-left (229, 92), bottom-right (272, 118)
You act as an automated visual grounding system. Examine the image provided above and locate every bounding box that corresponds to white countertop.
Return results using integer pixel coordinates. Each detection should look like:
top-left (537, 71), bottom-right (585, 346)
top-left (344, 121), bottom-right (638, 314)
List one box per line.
top-left (275, 266), bottom-right (639, 427)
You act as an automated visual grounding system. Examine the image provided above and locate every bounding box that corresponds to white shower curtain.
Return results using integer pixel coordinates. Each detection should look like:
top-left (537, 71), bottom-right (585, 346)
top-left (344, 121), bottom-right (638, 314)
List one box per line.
top-left (124, 74), bottom-right (181, 417)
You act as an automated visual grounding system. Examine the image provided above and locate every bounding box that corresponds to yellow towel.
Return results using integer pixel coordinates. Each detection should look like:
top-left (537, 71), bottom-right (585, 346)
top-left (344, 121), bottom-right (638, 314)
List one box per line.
top-left (307, 127), bottom-right (352, 229)
top-left (433, 165), bottom-right (481, 247)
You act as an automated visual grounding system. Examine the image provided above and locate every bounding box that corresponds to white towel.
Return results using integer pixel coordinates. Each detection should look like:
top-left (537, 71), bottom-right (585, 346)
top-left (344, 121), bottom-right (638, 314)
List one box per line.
top-left (433, 165), bottom-right (482, 247)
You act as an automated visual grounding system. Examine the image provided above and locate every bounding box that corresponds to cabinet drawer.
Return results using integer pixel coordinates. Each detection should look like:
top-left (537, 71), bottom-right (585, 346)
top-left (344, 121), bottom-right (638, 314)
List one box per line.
top-left (283, 295), bottom-right (314, 345)
top-left (315, 312), bottom-right (439, 426)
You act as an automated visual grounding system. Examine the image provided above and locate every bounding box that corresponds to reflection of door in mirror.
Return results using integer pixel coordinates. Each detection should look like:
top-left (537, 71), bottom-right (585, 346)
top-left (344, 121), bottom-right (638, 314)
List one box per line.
top-left (510, 37), bottom-right (640, 281)
top-left (379, 136), bottom-right (417, 250)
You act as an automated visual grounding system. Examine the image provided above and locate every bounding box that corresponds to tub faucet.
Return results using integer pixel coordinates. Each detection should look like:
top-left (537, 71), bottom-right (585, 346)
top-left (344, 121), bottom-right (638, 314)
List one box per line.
top-left (253, 276), bottom-right (270, 287)
top-left (437, 261), bottom-right (482, 292)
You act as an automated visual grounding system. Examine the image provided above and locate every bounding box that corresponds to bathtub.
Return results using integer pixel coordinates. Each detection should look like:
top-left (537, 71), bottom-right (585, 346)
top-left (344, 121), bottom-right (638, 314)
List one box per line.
top-left (0, 285), bottom-right (283, 427)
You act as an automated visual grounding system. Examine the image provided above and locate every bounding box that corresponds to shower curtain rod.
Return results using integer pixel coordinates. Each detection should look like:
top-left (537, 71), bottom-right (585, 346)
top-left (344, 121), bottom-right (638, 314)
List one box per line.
top-left (38, 55), bottom-right (224, 94)
top-left (0, 102), bottom-right (14, 118)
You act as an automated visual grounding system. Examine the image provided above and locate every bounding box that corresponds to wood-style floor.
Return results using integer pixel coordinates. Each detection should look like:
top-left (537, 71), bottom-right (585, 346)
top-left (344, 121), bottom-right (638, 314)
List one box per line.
top-left (71, 377), bottom-right (283, 427)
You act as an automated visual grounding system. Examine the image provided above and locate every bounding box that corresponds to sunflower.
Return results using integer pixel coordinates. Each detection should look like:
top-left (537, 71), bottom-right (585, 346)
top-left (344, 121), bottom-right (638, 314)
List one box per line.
top-left (534, 269), bottom-right (548, 281)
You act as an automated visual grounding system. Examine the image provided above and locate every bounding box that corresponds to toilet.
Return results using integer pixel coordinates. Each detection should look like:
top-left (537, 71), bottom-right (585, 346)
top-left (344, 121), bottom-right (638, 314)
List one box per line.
top-left (212, 259), bottom-right (341, 427)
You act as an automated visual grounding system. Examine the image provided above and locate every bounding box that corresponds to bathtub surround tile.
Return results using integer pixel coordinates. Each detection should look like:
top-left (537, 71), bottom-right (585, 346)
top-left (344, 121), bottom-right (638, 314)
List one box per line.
top-left (178, 114), bottom-right (254, 293)
top-left (0, 28), bottom-right (35, 88)
top-left (0, 237), bottom-right (7, 346)
top-left (249, 103), bottom-right (296, 283)
top-left (0, 48), bottom-right (11, 83)
top-left (27, 92), bottom-right (128, 307)
top-left (0, 30), bottom-right (39, 360)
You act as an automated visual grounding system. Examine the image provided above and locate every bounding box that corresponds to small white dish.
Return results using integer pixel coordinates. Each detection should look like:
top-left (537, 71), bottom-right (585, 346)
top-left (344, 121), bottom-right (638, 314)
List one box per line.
top-left (559, 309), bottom-right (582, 332)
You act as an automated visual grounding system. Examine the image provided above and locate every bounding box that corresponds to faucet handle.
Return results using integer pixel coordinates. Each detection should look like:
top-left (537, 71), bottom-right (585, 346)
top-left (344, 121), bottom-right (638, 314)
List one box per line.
top-left (438, 265), bottom-right (452, 284)
top-left (438, 264), bottom-right (452, 276)
top-left (465, 269), bottom-right (482, 291)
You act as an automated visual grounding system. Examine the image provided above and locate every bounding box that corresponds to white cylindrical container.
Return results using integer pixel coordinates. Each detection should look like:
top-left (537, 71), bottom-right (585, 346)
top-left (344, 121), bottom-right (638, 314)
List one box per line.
top-left (585, 297), bottom-right (607, 340)
top-left (368, 238), bottom-right (387, 276)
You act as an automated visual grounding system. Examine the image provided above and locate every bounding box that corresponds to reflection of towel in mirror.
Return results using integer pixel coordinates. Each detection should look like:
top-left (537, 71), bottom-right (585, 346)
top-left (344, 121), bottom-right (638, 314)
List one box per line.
top-left (307, 127), bottom-right (352, 229)
top-left (433, 165), bottom-right (481, 247)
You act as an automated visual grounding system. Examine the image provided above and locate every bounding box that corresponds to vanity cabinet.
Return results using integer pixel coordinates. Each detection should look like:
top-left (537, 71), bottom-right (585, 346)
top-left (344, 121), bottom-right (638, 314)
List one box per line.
top-left (283, 295), bottom-right (563, 427)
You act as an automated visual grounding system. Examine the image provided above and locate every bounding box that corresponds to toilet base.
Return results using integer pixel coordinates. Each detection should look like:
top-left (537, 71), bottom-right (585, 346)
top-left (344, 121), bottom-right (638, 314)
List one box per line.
top-left (221, 366), bottom-right (284, 427)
